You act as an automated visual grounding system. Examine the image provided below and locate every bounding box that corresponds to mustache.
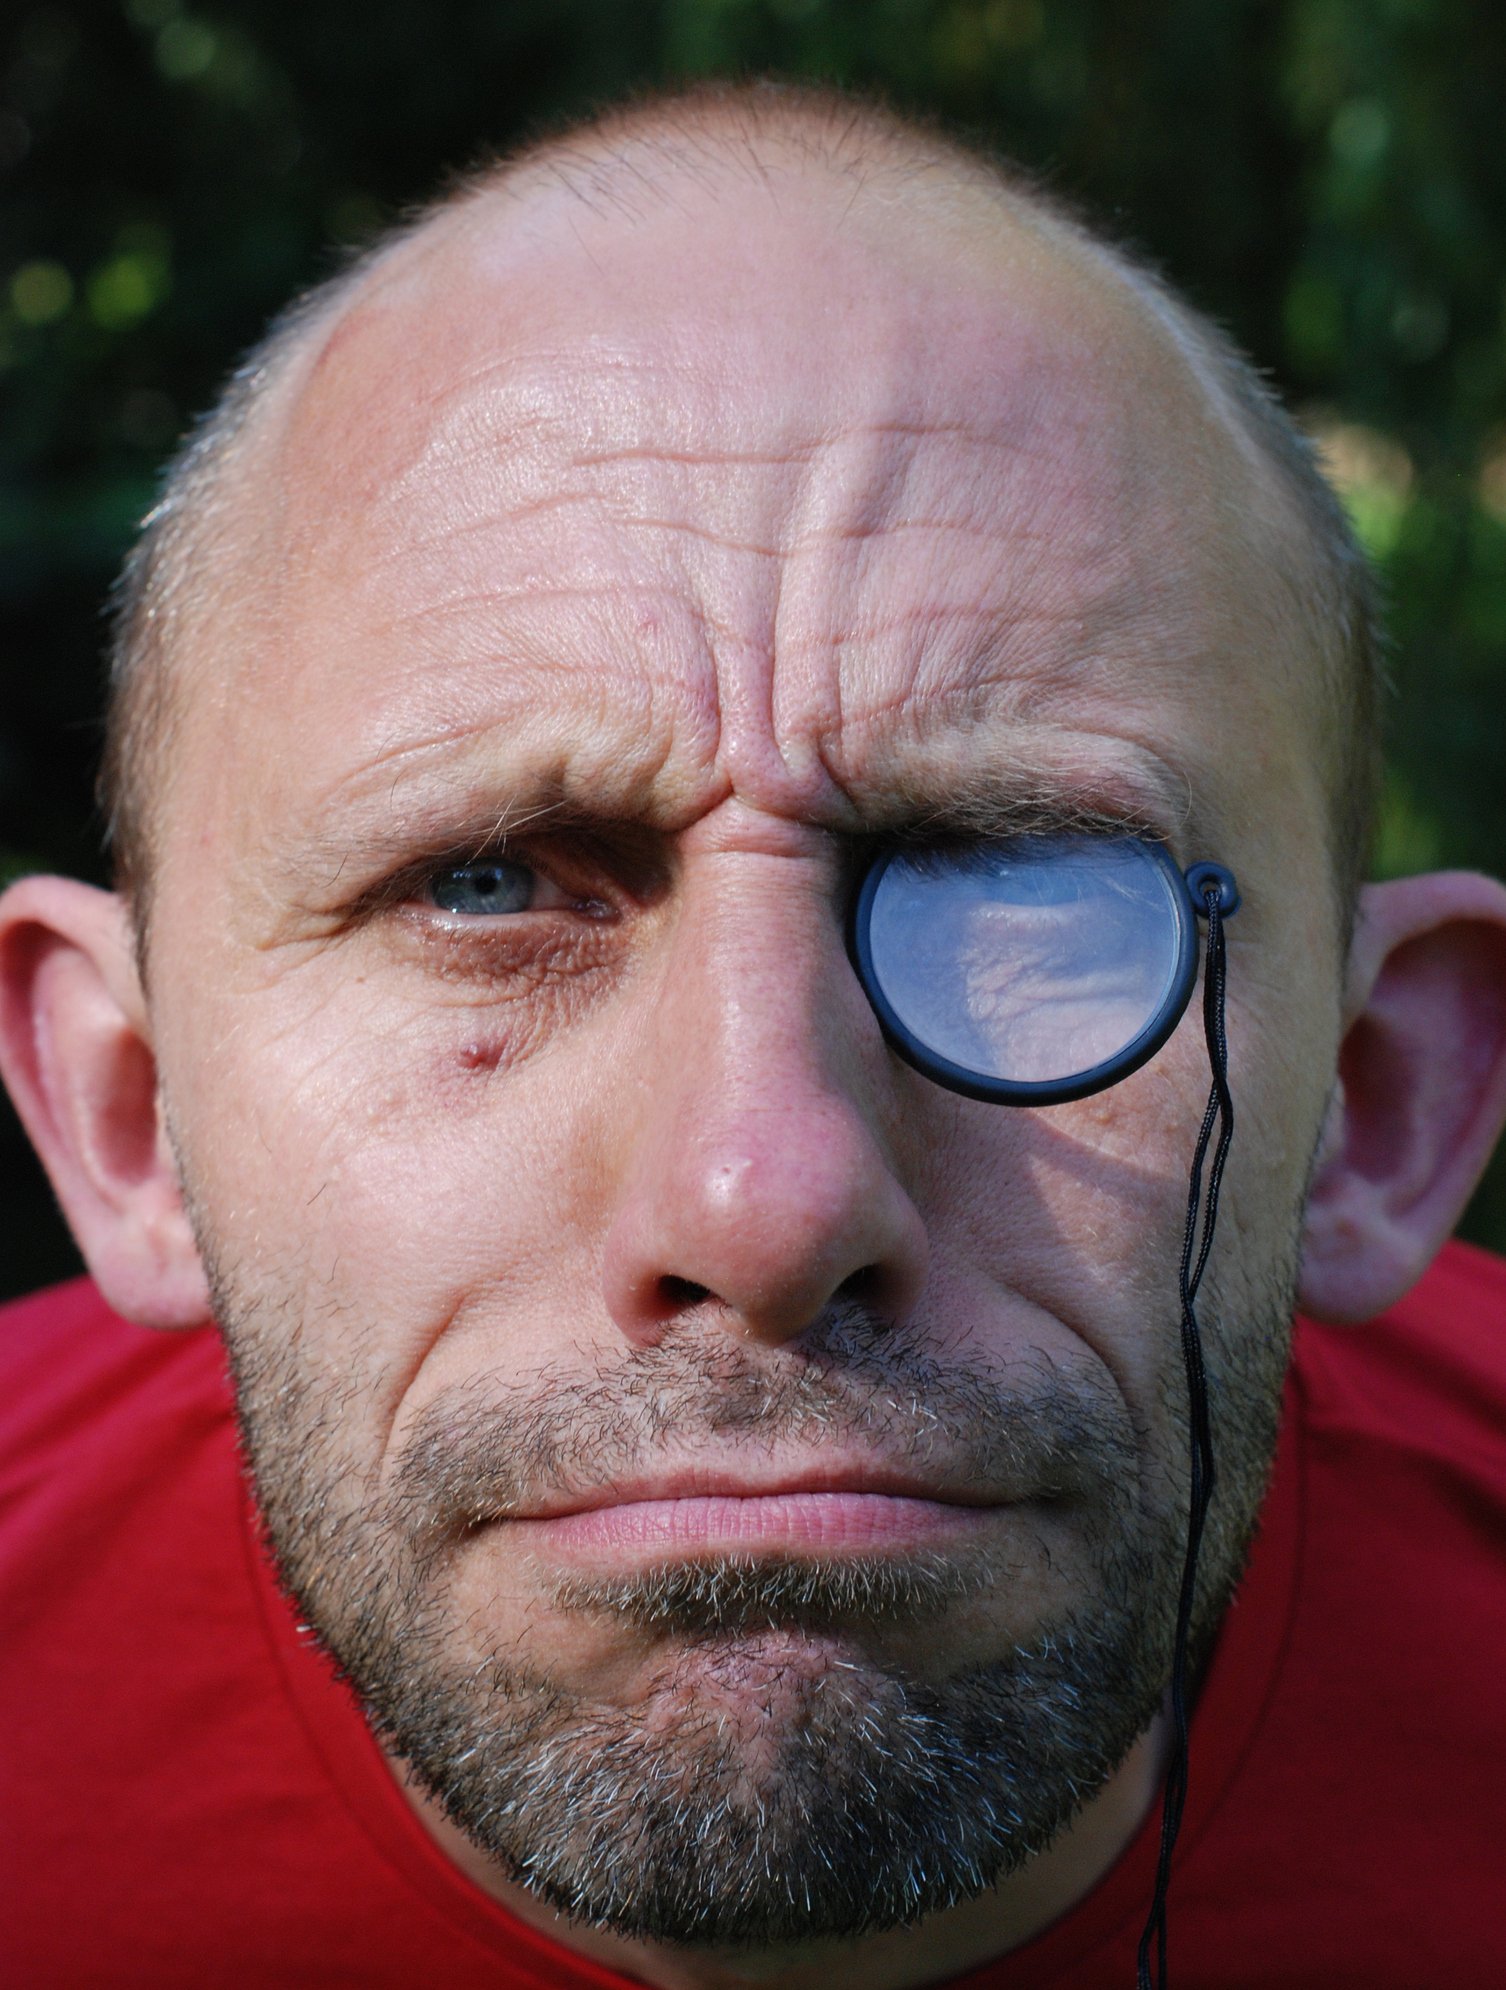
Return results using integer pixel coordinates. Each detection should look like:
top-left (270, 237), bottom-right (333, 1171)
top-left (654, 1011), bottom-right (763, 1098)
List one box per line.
top-left (386, 1301), bottom-right (1138, 1542)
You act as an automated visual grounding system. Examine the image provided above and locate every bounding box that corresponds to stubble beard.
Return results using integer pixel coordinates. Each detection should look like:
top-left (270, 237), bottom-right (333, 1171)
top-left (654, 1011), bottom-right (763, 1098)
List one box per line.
top-left (201, 1235), bottom-right (1293, 1951)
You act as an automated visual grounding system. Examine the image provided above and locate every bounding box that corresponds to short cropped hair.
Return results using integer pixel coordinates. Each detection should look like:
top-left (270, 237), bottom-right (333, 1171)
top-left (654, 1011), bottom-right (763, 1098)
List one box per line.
top-left (100, 79), bottom-right (1383, 946)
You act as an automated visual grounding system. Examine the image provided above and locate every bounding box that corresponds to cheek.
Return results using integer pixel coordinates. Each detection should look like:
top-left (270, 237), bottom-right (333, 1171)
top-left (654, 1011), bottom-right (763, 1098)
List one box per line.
top-left (164, 983), bottom-right (617, 1416)
top-left (911, 1054), bottom-right (1202, 1417)
top-left (1218, 929), bottom-right (1339, 1248)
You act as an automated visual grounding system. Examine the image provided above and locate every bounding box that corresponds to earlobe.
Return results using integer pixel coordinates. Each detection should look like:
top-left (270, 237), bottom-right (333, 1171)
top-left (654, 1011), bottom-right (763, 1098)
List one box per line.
top-left (0, 876), bottom-right (210, 1328)
top-left (1298, 871), bottom-right (1506, 1324)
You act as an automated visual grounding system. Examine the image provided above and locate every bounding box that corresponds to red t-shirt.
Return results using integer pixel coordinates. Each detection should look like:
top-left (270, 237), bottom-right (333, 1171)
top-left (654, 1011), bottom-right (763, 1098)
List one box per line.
top-left (4, 1245), bottom-right (1504, 1987)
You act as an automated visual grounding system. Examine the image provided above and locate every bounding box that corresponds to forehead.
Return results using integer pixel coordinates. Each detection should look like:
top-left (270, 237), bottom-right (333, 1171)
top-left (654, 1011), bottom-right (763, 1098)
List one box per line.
top-left (161, 166), bottom-right (1324, 895)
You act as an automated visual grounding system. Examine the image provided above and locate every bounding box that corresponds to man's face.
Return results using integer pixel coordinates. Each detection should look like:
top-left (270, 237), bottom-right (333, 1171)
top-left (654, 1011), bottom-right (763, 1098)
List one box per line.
top-left (145, 168), bottom-right (1339, 1944)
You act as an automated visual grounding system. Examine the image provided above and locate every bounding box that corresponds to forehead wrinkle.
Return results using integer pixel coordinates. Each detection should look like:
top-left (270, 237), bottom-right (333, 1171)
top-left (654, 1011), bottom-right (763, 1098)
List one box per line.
top-left (774, 532), bottom-right (1216, 787)
top-left (376, 575), bottom-right (710, 634)
top-left (369, 504), bottom-right (1013, 612)
top-left (365, 430), bottom-right (1051, 602)
top-left (761, 383), bottom-right (1220, 757)
top-left (334, 447), bottom-right (1219, 854)
top-left (358, 481), bottom-right (1171, 664)
top-left (568, 418), bottom-right (994, 474)
top-left (353, 341), bottom-right (814, 518)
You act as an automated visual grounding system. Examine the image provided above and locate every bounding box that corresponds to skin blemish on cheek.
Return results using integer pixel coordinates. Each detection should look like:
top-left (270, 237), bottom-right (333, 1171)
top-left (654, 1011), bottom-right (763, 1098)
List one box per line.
top-left (457, 1039), bottom-right (507, 1075)
top-left (434, 1011), bottom-right (562, 1092)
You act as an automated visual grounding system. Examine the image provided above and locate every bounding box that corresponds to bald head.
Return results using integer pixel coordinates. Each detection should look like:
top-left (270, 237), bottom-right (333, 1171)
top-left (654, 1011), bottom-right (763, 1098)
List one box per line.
top-left (102, 81), bottom-right (1379, 946)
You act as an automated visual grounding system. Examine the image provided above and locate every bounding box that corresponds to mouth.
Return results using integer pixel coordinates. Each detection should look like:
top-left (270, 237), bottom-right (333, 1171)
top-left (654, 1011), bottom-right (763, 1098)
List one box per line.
top-left (500, 1465), bottom-right (1015, 1562)
top-left (512, 1491), bottom-right (1000, 1558)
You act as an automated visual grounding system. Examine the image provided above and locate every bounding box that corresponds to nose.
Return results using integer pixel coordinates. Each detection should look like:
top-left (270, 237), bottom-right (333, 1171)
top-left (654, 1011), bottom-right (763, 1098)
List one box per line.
top-left (599, 856), bottom-right (930, 1346)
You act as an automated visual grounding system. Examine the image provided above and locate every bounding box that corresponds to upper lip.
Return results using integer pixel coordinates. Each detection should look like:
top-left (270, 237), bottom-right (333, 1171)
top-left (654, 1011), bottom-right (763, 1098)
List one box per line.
top-left (509, 1460), bottom-right (1015, 1521)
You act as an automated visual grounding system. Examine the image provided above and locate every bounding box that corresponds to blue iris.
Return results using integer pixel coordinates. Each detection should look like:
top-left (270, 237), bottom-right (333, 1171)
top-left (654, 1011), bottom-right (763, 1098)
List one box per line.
top-left (427, 861), bottom-right (535, 915)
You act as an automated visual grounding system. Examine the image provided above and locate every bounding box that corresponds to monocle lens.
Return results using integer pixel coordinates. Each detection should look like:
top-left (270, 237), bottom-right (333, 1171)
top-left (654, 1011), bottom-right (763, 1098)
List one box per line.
top-left (858, 837), bottom-right (1193, 1095)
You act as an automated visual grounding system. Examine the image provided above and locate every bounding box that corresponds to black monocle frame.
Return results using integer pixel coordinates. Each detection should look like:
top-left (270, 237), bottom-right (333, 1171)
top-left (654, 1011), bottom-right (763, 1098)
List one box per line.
top-left (849, 838), bottom-right (1213, 1107)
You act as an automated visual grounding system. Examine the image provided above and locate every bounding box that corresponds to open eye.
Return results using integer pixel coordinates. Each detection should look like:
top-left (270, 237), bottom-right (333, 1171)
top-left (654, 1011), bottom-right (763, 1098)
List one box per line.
top-left (425, 860), bottom-right (551, 916)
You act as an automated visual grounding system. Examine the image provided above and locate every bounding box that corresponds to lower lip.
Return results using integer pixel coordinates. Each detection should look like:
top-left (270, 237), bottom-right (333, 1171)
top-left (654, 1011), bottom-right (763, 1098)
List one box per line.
top-left (509, 1492), bottom-right (1001, 1557)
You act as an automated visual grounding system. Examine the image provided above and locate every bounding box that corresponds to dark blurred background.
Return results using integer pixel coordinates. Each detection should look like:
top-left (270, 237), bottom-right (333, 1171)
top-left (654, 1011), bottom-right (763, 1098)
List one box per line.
top-left (3, 0), bottom-right (1504, 1298)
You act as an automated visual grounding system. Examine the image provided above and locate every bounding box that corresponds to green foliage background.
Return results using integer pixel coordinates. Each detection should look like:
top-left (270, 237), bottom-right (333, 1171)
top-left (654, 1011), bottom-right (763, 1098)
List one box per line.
top-left (3, 0), bottom-right (1504, 1295)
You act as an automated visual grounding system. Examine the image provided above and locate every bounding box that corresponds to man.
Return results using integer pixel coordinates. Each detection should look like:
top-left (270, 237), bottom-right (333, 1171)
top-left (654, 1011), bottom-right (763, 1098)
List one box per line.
top-left (3, 82), bottom-right (1506, 1988)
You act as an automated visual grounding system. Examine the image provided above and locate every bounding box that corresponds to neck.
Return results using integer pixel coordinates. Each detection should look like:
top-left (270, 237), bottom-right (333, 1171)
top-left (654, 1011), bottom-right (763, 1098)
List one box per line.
top-left (390, 1717), bottom-right (1167, 1990)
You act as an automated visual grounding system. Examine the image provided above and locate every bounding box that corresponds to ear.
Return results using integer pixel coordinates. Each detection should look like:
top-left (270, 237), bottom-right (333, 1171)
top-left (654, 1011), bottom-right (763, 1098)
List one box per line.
top-left (0, 876), bottom-right (210, 1328)
top-left (1298, 871), bottom-right (1506, 1323)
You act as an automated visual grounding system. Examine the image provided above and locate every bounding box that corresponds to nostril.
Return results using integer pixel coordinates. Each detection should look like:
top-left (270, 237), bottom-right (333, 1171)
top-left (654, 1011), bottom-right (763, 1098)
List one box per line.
top-left (835, 1264), bottom-right (883, 1308)
top-left (659, 1275), bottom-right (711, 1310)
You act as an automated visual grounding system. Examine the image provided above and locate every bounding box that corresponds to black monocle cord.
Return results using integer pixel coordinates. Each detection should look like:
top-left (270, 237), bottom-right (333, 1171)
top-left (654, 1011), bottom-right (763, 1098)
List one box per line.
top-left (1136, 890), bottom-right (1235, 1990)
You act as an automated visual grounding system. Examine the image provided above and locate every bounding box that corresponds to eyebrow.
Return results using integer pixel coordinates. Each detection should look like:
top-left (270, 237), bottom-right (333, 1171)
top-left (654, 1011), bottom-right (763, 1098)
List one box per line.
top-left (275, 787), bottom-right (580, 911)
top-left (833, 724), bottom-right (1200, 850)
top-left (882, 781), bottom-right (1183, 847)
top-left (267, 709), bottom-right (1203, 914)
